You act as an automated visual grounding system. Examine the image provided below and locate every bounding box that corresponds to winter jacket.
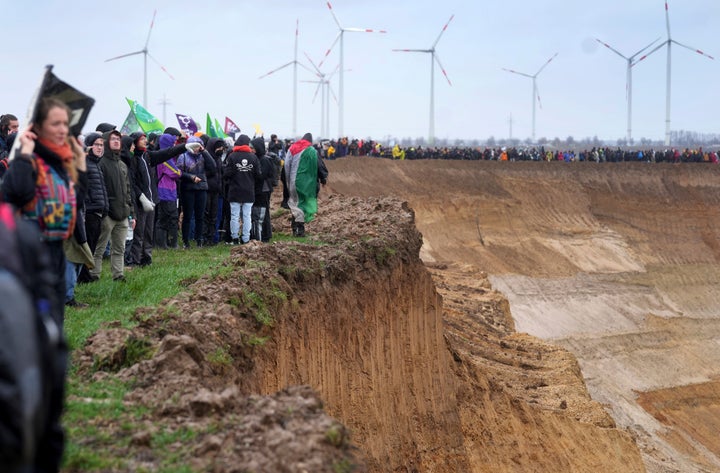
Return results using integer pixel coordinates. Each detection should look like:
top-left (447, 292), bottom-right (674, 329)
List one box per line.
top-left (84, 150), bottom-right (109, 215)
top-left (224, 145), bottom-right (260, 203)
top-left (99, 150), bottom-right (133, 221)
top-left (156, 158), bottom-right (182, 202)
top-left (204, 138), bottom-right (224, 194)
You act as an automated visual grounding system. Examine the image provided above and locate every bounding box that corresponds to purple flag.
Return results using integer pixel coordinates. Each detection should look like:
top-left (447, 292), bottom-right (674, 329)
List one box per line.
top-left (175, 113), bottom-right (198, 135)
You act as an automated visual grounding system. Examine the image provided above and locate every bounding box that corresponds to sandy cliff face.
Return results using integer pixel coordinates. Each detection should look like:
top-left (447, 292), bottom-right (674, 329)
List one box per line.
top-left (326, 158), bottom-right (720, 472)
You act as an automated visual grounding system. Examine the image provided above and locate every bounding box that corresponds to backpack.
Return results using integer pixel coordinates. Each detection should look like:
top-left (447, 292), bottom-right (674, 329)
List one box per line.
top-left (0, 203), bottom-right (60, 470)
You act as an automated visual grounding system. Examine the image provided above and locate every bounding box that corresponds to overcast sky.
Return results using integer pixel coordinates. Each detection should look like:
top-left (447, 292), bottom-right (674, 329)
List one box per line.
top-left (2, 0), bottom-right (719, 142)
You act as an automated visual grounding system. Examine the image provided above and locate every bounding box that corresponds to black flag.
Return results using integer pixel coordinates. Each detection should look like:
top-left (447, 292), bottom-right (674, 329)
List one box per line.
top-left (30, 65), bottom-right (95, 137)
top-left (9, 65), bottom-right (95, 162)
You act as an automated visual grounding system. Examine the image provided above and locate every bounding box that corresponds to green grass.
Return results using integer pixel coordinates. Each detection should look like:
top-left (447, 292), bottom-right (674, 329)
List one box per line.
top-left (66, 245), bottom-right (231, 350)
top-left (63, 244), bottom-right (231, 471)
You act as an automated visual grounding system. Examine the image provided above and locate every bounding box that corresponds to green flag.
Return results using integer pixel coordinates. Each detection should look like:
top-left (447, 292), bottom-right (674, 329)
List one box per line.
top-left (126, 98), bottom-right (164, 134)
top-left (206, 113), bottom-right (221, 138)
top-left (214, 118), bottom-right (228, 138)
top-left (119, 110), bottom-right (141, 135)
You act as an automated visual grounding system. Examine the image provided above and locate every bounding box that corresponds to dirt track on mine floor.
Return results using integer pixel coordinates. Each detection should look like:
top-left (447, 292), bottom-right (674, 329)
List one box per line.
top-left (325, 157), bottom-right (720, 473)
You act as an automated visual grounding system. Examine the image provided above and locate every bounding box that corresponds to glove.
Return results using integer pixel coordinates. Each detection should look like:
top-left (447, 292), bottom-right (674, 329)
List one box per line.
top-left (186, 142), bottom-right (203, 153)
top-left (139, 193), bottom-right (155, 212)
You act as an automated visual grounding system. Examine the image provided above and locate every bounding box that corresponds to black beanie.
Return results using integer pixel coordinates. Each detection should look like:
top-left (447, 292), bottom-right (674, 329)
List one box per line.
top-left (84, 132), bottom-right (103, 147)
top-left (235, 134), bottom-right (251, 146)
top-left (96, 122), bottom-right (116, 133)
top-left (163, 126), bottom-right (182, 137)
top-left (302, 132), bottom-right (312, 143)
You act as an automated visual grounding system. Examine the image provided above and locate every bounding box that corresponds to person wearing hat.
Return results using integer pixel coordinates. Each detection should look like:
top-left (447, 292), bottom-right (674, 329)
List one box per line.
top-left (250, 136), bottom-right (274, 242)
top-left (284, 132), bottom-right (319, 237)
top-left (223, 134), bottom-right (259, 245)
top-left (176, 136), bottom-right (210, 248)
top-left (90, 129), bottom-right (134, 282)
top-left (127, 131), bottom-right (155, 266)
top-left (77, 132), bottom-right (109, 283)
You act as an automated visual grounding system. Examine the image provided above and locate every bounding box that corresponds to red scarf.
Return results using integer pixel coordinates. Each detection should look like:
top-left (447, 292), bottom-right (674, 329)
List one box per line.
top-left (233, 145), bottom-right (252, 153)
top-left (37, 137), bottom-right (76, 182)
top-left (289, 139), bottom-right (311, 156)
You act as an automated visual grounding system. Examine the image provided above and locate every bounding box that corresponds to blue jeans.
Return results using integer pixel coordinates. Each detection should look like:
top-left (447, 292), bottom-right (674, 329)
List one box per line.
top-left (230, 202), bottom-right (253, 243)
top-left (65, 260), bottom-right (80, 303)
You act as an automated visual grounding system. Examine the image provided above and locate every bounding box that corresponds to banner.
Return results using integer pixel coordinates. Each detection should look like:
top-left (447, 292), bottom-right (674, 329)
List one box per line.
top-left (253, 123), bottom-right (263, 137)
top-left (126, 98), bottom-right (164, 135)
top-left (224, 116), bottom-right (240, 136)
top-left (120, 110), bottom-right (141, 135)
top-left (214, 118), bottom-right (228, 138)
top-left (206, 113), bottom-right (221, 138)
top-left (10, 65), bottom-right (95, 161)
top-left (176, 113), bottom-right (198, 135)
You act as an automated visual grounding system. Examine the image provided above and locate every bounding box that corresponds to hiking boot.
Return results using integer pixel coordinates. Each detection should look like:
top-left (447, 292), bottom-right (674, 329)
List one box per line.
top-left (65, 298), bottom-right (89, 308)
top-left (231, 238), bottom-right (239, 245)
top-left (113, 275), bottom-right (126, 282)
top-left (295, 222), bottom-right (305, 237)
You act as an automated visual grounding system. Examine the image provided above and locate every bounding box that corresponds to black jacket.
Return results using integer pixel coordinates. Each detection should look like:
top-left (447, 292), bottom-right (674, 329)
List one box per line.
top-left (224, 146), bottom-right (260, 203)
top-left (204, 138), bottom-right (224, 194)
top-left (84, 150), bottom-right (109, 215)
top-left (99, 150), bottom-right (133, 221)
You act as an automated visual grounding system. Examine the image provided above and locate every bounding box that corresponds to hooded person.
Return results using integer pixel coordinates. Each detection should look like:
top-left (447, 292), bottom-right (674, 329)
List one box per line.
top-left (127, 131), bottom-right (156, 267)
top-left (284, 132), bottom-right (319, 237)
top-left (77, 132), bottom-right (109, 283)
top-left (223, 134), bottom-right (260, 244)
top-left (203, 137), bottom-right (226, 244)
top-left (90, 129), bottom-right (134, 281)
top-left (176, 136), bottom-right (209, 248)
top-left (250, 136), bottom-right (275, 242)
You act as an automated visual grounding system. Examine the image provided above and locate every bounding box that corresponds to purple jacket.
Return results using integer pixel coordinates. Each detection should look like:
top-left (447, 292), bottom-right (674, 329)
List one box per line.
top-left (156, 158), bottom-right (182, 201)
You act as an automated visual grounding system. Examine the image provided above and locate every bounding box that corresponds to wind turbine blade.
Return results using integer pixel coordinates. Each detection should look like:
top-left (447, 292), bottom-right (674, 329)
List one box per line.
top-left (327, 63), bottom-right (341, 81)
top-left (297, 61), bottom-right (320, 77)
top-left (432, 14), bottom-right (454, 49)
top-left (595, 38), bottom-right (628, 60)
top-left (534, 52), bottom-right (558, 77)
top-left (144, 9), bottom-right (157, 50)
top-left (632, 41), bottom-right (667, 67)
top-left (258, 61), bottom-right (294, 79)
top-left (536, 85), bottom-right (543, 110)
top-left (392, 48), bottom-right (431, 53)
top-left (329, 85), bottom-right (338, 104)
top-left (665, 1), bottom-right (671, 39)
top-left (326, 1), bottom-right (342, 30)
top-left (319, 32), bottom-right (341, 69)
top-left (312, 82), bottom-right (322, 103)
top-left (630, 37), bottom-right (662, 60)
top-left (147, 53), bottom-right (175, 80)
top-left (105, 50), bottom-right (144, 62)
top-left (304, 51), bottom-right (323, 75)
top-left (672, 39), bottom-right (715, 60)
top-left (502, 68), bottom-right (533, 79)
top-left (434, 53), bottom-right (452, 86)
top-left (344, 27), bottom-right (387, 33)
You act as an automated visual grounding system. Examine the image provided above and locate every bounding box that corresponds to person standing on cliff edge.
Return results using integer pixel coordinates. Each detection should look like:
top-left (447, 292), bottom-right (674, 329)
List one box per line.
top-left (285, 132), bottom-right (319, 237)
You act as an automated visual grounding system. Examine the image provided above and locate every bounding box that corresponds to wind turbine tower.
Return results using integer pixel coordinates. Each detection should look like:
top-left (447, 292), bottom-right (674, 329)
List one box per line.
top-left (595, 38), bottom-right (659, 143)
top-left (322, 2), bottom-right (387, 137)
top-left (105, 10), bottom-right (174, 107)
top-left (502, 53), bottom-right (558, 142)
top-left (633, 0), bottom-right (714, 146)
top-left (259, 20), bottom-right (317, 138)
top-left (393, 15), bottom-right (454, 146)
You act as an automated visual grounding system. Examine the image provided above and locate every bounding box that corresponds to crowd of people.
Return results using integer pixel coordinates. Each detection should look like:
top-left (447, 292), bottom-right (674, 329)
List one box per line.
top-left (0, 103), bottom-right (328, 472)
top-left (313, 136), bottom-right (720, 164)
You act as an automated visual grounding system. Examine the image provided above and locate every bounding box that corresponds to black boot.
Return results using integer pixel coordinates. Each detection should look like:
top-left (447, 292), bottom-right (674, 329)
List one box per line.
top-left (295, 222), bottom-right (305, 237)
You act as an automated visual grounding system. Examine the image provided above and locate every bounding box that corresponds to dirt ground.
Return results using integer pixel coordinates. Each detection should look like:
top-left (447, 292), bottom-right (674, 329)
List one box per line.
top-left (326, 157), bottom-right (720, 472)
top-left (72, 157), bottom-right (719, 472)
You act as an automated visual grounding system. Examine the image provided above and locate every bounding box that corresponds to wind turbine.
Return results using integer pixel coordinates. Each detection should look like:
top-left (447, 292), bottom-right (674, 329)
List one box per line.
top-left (321, 1), bottom-right (387, 137)
top-left (502, 53), bottom-right (558, 142)
top-left (105, 10), bottom-right (174, 107)
top-left (259, 19), bottom-right (317, 138)
top-left (303, 53), bottom-right (340, 139)
top-left (393, 15), bottom-right (454, 146)
top-left (634, 0), bottom-right (714, 146)
top-left (595, 37), bottom-right (660, 143)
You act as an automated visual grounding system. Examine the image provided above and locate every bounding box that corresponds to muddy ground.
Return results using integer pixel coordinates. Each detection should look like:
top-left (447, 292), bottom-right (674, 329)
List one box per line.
top-left (73, 158), bottom-right (720, 472)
